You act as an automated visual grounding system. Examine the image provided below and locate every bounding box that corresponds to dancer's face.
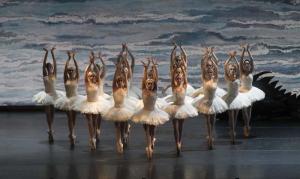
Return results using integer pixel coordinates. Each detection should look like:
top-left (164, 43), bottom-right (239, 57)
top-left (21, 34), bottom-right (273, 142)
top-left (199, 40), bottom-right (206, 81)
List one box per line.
top-left (87, 71), bottom-right (97, 84)
top-left (46, 63), bottom-right (54, 75)
top-left (227, 64), bottom-right (237, 81)
top-left (116, 76), bottom-right (125, 88)
top-left (146, 79), bottom-right (155, 91)
top-left (67, 67), bottom-right (76, 80)
top-left (243, 60), bottom-right (252, 73)
top-left (174, 68), bottom-right (184, 85)
top-left (205, 60), bottom-right (214, 79)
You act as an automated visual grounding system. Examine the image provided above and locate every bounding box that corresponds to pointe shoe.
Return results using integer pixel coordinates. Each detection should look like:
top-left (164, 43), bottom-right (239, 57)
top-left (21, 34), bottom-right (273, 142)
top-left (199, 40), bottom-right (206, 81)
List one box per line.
top-left (89, 138), bottom-right (96, 151)
top-left (146, 147), bottom-right (153, 160)
top-left (176, 142), bottom-right (182, 156)
top-left (206, 136), bottom-right (214, 150)
top-left (48, 131), bottom-right (54, 144)
top-left (230, 131), bottom-right (236, 145)
top-left (243, 126), bottom-right (251, 138)
top-left (116, 141), bottom-right (124, 154)
top-left (151, 138), bottom-right (156, 150)
top-left (96, 129), bottom-right (101, 143)
top-left (69, 134), bottom-right (76, 149)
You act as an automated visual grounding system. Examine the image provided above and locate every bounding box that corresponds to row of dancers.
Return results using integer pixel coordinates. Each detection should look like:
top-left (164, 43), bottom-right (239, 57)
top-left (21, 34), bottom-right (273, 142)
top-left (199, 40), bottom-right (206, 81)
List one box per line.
top-left (33, 44), bottom-right (265, 160)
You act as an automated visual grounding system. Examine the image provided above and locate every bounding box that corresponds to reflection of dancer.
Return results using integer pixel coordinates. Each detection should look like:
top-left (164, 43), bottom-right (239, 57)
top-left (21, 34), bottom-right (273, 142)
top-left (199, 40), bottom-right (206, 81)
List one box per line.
top-left (32, 47), bottom-right (63, 144)
top-left (193, 48), bottom-right (228, 150)
top-left (222, 51), bottom-right (251, 144)
top-left (54, 51), bottom-right (80, 148)
top-left (239, 45), bottom-right (265, 137)
top-left (132, 58), bottom-right (169, 160)
top-left (164, 52), bottom-right (198, 156)
top-left (74, 52), bottom-right (110, 150)
top-left (104, 53), bottom-right (134, 154)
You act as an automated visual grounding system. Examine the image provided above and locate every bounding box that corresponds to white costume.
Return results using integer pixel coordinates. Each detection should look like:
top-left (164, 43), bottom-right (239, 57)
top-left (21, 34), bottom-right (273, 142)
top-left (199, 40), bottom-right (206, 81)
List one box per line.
top-left (73, 83), bottom-right (110, 115)
top-left (32, 76), bottom-right (64, 105)
top-left (239, 74), bottom-right (265, 103)
top-left (222, 79), bottom-right (251, 110)
top-left (105, 88), bottom-right (135, 122)
top-left (132, 91), bottom-right (169, 126)
top-left (54, 80), bottom-right (83, 111)
top-left (163, 88), bottom-right (198, 119)
top-left (193, 80), bottom-right (228, 114)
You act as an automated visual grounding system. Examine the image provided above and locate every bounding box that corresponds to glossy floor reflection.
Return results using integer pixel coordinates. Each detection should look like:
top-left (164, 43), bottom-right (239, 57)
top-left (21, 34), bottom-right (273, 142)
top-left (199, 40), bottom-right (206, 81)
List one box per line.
top-left (1, 112), bottom-right (300, 179)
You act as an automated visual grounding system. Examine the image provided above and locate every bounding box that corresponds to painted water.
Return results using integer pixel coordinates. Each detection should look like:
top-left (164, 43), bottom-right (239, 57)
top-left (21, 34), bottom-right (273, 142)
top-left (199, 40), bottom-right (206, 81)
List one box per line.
top-left (0, 0), bottom-right (299, 105)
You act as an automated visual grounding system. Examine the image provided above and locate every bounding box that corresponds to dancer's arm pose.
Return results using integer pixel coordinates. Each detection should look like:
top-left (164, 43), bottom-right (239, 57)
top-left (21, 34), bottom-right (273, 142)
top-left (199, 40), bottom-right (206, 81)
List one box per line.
top-left (170, 43), bottom-right (177, 77)
top-left (64, 51), bottom-right (72, 83)
top-left (50, 47), bottom-right (57, 78)
top-left (42, 48), bottom-right (49, 77)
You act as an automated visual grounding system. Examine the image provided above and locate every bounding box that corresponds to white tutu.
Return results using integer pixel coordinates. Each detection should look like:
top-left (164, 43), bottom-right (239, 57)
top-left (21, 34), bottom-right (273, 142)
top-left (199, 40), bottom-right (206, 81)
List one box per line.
top-left (104, 106), bottom-right (134, 122)
top-left (222, 93), bottom-right (252, 110)
top-left (54, 95), bottom-right (84, 111)
top-left (241, 87), bottom-right (265, 103)
top-left (72, 96), bottom-right (111, 115)
top-left (32, 90), bottom-right (64, 105)
top-left (132, 107), bottom-right (169, 126)
top-left (164, 102), bottom-right (198, 119)
top-left (193, 95), bottom-right (228, 114)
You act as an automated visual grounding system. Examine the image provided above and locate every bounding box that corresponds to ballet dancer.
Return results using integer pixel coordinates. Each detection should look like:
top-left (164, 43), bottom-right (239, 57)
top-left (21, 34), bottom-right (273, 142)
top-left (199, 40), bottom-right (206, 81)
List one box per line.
top-left (54, 51), bottom-right (81, 148)
top-left (32, 47), bottom-right (64, 144)
top-left (73, 52), bottom-right (110, 150)
top-left (192, 48), bottom-right (228, 150)
top-left (239, 44), bottom-right (265, 137)
top-left (163, 61), bottom-right (198, 156)
top-left (132, 58), bottom-right (169, 160)
top-left (104, 54), bottom-right (134, 154)
top-left (222, 51), bottom-right (251, 144)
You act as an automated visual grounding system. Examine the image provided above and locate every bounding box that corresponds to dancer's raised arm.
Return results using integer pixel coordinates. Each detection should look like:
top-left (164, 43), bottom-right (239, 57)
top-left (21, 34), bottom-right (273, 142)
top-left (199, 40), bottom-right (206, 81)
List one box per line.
top-left (170, 43), bottom-right (177, 75)
top-left (98, 52), bottom-right (106, 79)
top-left (42, 48), bottom-right (48, 77)
top-left (126, 45), bottom-right (135, 76)
top-left (141, 59), bottom-right (150, 90)
top-left (50, 47), bottom-right (57, 77)
top-left (72, 52), bottom-right (79, 81)
top-left (64, 51), bottom-right (72, 83)
top-left (179, 44), bottom-right (187, 67)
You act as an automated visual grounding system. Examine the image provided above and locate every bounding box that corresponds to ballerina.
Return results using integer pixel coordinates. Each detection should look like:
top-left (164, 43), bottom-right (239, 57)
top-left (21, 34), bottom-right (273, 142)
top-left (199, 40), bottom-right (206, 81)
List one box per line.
top-left (190, 47), bottom-right (227, 100)
top-left (192, 48), bottom-right (228, 150)
top-left (54, 51), bottom-right (82, 148)
top-left (104, 55), bottom-right (134, 154)
top-left (163, 61), bottom-right (198, 156)
top-left (132, 58), bottom-right (169, 160)
top-left (164, 43), bottom-right (195, 97)
top-left (222, 51), bottom-right (252, 144)
top-left (73, 52), bottom-right (110, 150)
top-left (239, 44), bottom-right (265, 137)
top-left (32, 47), bottom-right (64, 144)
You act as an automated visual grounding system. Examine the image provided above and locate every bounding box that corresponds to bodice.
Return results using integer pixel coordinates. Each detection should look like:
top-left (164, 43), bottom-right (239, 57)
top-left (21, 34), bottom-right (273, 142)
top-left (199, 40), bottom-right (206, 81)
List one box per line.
top-left (86, 84), bottom-right (99, 102)
top-left (203, 80), bottom-right (217, 101)
top-left (142, 91), bottom-right (157, 111)
top-left (113, 88), bottom-right (127, 107)
top-left (43, 76), bottom-right (56, 96)
top-left (172, 87), bottom-right (186, 105)
top-left (240, 74), bottom-right (253, 92)
top-left (65, 80), bottom-right (78, 98)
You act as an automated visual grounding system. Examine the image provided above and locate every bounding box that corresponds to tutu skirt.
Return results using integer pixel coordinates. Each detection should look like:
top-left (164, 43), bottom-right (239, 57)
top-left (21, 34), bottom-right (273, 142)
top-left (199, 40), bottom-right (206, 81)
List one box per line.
top-left (241, 87), bottom-right (265, 103)
top-left (54, 95), bottom-right (84, 111)
top-left (104, 105), bottom-right (134, 122)
top-left (222, 93), bottom-right (252, 110)
top-left (193, 96), bottom-right (228, 114)
top-left (72, 96), bottom-right (111, 115)
top-left (32, 90), bottom-right (64, 105)
top-left (132, 107), bottom-right (169, 126)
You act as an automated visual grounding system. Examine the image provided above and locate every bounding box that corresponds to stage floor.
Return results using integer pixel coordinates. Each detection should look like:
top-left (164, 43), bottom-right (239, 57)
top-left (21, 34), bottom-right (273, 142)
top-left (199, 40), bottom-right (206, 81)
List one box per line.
top-left (0, 112), bottom-right (300, 179)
